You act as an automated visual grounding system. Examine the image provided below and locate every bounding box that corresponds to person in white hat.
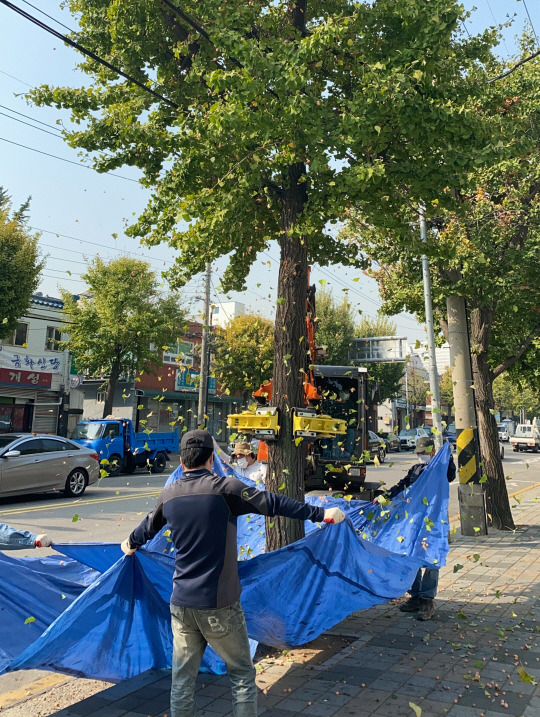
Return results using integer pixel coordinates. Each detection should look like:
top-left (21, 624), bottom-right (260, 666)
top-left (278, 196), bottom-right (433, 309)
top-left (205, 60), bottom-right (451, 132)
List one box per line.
top-left (231, 441), bottom-right (267, 485)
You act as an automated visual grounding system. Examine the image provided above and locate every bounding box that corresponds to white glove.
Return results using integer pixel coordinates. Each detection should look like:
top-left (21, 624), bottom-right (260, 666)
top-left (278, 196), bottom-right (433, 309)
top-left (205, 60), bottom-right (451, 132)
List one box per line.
top-left (323, 508), bottom-right (346, 524)
top-left (121, 538), bottom-right (136, 555)
top-left (35, 534), bottom-right (51, 548)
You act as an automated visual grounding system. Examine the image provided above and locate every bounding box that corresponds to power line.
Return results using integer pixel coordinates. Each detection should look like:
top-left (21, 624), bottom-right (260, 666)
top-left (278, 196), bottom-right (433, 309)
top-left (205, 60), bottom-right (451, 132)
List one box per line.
top-left (488, 48), bottom-right (540, 82)
top-left (522, 0), bottom-right (538, 44)
top-left (0, 135), bottom-right (139, 182)
top-left (485, 0), bottom-right (510, 56)
top-left (0, 103), bottom-right (62, 131)
top-left (0, 110), bottom-right (62, 137)
top-left (0, 68), bottom-right (32, 86)
top-left (0, 0), bottom-right (179, 109)
top-left (18, 0), bottom-right (74, 33)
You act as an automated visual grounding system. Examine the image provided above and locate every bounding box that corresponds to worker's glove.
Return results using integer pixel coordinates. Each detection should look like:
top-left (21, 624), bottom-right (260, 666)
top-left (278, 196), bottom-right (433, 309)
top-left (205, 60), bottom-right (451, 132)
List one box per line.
top-left (35, 534), bottom-right (51, 548)
top-left (323, 508), bottom-right (346, 524)
top-left (121, 538), bottom-right (137, 555)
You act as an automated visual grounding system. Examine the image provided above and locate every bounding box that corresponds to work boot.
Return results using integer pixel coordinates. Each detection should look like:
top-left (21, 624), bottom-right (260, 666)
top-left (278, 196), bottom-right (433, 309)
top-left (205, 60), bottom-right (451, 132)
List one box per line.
top-left (417, 598), bottom-right (435, 621)
top-left (399, 596), bottom-right (423, 612)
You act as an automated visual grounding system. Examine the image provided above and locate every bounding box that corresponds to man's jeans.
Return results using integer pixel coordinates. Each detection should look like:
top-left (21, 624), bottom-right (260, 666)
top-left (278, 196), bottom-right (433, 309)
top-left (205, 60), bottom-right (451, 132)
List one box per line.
top-left (170, 601), bottom-right (257, 717)
top-left (410, 568), bottom-right (439, 599)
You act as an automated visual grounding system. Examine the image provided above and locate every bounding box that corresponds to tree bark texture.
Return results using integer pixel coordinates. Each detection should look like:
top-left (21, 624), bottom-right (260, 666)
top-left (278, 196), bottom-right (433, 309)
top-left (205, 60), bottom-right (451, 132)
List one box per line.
top-left (266, 163), bottom-right (308, 551)
top-left (469, 307), bottom-right (515, 530)
top-left (102, 357), bottom-right (121, 419)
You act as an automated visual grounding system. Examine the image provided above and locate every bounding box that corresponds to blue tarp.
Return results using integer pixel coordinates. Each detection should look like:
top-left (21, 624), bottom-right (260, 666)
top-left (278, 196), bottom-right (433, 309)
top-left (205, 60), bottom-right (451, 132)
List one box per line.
top-left (2, 444), bottom-right (451, 681)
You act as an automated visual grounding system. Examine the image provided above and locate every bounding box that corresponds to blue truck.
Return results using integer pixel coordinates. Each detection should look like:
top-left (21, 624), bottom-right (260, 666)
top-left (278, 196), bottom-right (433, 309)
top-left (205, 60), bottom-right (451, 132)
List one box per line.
top-left (71, 418), bottom-right (178, 476)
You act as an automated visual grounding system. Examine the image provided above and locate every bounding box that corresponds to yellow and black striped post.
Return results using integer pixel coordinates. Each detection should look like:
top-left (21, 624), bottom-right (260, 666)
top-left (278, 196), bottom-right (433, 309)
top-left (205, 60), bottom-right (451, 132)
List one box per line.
top-left (456, 428), bottom-right (480, 484)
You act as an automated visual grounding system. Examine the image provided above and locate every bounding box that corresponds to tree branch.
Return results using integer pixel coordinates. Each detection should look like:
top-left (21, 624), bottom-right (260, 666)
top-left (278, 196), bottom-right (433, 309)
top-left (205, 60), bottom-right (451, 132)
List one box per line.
top-left (492, 322), bottom-right (540, 379)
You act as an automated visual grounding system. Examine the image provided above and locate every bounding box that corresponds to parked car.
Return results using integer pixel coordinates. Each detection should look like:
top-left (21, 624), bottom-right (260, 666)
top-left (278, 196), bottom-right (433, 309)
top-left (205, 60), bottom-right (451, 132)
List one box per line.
top-left (0, 433), bottom-right (100, 498)
top-left (379, 431), bottom-right (401, 452)
top-left (398, 427), bottom-right (430, 450)
top-left (368, 431), bottom-right (387, 463)
top-left (445, 423), bottom-right (457, 449)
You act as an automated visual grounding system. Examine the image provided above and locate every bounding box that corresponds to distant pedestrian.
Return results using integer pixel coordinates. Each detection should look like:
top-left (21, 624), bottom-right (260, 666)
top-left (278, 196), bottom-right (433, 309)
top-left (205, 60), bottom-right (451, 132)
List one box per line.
top-left (386, 436), bottom-right (455, 620)
top-left (121, 429), bottom-right (345, 717)
top-left (0, 522), bottom-right (52, 550)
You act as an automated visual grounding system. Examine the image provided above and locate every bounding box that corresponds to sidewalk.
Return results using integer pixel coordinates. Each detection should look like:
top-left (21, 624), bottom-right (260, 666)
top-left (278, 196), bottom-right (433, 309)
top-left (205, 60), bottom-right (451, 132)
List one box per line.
top-left (52, 487), bottom-right (540, 717)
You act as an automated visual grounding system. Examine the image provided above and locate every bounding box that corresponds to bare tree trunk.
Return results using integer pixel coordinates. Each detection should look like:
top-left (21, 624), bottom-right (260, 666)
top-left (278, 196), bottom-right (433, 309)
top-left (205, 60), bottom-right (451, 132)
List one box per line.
top-left (266, 162), bottom-right (308, 551)
top-left (102, 357), bottom-right (121, 419)
top-left (469, 308), bottom-right (515, 530)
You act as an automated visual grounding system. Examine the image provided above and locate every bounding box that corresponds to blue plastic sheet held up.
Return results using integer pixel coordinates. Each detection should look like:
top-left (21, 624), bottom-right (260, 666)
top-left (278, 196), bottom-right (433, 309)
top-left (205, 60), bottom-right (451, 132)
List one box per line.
top-left (3, 444), bottom-right (451, 681)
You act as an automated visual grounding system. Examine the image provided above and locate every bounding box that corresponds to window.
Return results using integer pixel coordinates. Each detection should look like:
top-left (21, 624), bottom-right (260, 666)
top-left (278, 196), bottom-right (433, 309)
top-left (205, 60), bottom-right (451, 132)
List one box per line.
top-left (46, 326), bottom-right (62, 351)
top-left (17, 439), bottom-right (42, 455)
top-left (163, 341), bottom-right (194, 367)
top-left (42, 438), bottom-right (71, 453)
top-left (5, 323), bottom-right (28, 347)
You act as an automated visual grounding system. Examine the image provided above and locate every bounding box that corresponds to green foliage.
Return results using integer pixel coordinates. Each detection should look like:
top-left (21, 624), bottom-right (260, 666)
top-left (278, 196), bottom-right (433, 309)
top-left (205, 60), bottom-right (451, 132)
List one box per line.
top-left (493, 374), bottom-right (540, 420)
top-left (0, 188), bottom-right (43, 340)
top-left (439, 366), bottom-right (454, 412)
top-left (30, 0), bottom-right (495, 292)
top-left (315, 289), bottom-right (356, 366)
top-left (213, 313), bottom-right (274, 397)
top-left (355, 314), bottom-right (405, 403)
top-left (62, 256), bottom-right (187, 385)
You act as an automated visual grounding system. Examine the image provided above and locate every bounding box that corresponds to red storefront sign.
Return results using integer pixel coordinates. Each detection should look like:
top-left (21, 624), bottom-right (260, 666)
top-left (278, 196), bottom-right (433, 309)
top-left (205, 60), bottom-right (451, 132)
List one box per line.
top-left (0, 368), bottom-right (52, 388)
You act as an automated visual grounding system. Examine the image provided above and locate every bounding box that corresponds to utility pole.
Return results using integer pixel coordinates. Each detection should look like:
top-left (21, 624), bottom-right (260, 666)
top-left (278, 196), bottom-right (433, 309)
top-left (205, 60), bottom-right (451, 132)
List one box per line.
top-left (419, 204), bottom-right (444, 450)
top-left (197, 262), bottom-right (212, 428)
top-left (447, 294), bottom-right (488, 536)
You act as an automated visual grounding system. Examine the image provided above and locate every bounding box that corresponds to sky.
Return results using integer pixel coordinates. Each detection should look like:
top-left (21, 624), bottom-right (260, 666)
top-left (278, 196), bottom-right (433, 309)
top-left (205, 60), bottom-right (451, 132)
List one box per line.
top-left (0, 0), bottom-right (537, 344)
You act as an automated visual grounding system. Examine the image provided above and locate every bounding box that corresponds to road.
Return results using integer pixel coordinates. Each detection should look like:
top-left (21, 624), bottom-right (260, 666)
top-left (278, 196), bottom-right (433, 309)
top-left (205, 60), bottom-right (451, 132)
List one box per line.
top-left (1, 448), bottom-right (539, 714)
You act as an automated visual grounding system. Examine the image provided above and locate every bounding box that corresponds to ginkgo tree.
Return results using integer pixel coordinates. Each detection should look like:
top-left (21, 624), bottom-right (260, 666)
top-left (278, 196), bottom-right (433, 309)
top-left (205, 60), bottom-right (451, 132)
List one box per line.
top-left (62, 257), bottom-right (187, 419)
top-left (344, 42), bottom-right (540, 529)
top-left (33, 0), bottom-right (496, 547)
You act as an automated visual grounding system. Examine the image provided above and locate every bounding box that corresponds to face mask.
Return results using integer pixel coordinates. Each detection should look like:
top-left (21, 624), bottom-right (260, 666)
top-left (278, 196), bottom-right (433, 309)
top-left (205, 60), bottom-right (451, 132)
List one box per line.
top-left (236, 457), bottom-right (248, 470)
top-left (417, 454), bottom-right (431, 464)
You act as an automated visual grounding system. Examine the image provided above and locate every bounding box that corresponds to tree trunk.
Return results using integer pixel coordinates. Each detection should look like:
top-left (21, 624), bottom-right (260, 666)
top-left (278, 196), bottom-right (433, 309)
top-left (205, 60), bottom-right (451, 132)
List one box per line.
top-left (102, 357), bottom-right (121, 419)
top-left (266, 162), bottom-right (308, 551)
top-left (469, 308), bottom-right (515, 530)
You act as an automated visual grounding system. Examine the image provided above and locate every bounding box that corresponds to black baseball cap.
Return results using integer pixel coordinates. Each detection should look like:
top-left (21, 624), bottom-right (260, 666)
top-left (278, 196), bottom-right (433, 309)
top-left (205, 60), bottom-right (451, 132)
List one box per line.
top-left (180, 429), bottom-right (213, 453)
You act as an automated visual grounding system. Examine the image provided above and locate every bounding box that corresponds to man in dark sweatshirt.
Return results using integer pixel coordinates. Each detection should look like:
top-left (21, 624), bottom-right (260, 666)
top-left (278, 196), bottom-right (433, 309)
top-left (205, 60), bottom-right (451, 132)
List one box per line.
top-left (121, 429), bottom-right (344, 717)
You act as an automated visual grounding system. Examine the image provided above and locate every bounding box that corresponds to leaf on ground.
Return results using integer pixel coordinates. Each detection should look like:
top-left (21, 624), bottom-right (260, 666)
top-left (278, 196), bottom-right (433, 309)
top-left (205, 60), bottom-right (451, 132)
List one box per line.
top-left (453, 564), bottom-right (464, 573)
top-left (422, 497), bottom-right (428, 505)
top-left (409, 702), bottom-right (422, 717)
top-left (518, 667), bottom-right (537, 684)
top-left (72, 514), bottom-right (79, 523)
top-left (473, 553), bottom-right (480, 562)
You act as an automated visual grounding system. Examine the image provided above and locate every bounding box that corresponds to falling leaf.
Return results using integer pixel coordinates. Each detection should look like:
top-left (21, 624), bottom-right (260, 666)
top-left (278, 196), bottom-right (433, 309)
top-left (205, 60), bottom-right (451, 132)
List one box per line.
top-left (518, 667), bottom-right (537, 684)
top-left (422, 497), bottom-right (428, 505)
top-left (24, 616), bottom-right (35, 624)
top-left (72, 514), bottom-right (79, 523)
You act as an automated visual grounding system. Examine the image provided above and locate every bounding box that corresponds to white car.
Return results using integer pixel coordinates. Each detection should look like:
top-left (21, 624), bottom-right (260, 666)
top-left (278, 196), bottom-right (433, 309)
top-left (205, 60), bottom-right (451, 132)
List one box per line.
top-left (497, 424), bottom-right (509, 442)
top-left (398, 427), bottom-right (430, 450)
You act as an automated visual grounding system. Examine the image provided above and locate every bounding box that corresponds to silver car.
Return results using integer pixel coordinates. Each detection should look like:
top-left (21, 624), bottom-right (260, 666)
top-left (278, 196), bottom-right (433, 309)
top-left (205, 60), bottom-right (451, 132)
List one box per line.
top-left (0, 433), bottom-right (100, 499)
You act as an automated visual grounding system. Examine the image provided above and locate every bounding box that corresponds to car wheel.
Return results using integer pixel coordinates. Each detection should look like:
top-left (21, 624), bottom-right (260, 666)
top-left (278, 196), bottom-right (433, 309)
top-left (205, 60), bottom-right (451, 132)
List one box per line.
top-left (513, 446), bottom-right (519, 452)
top-left (378, 447), bottom-right (386, 464)
top-left (64, 469), bottom-right (88, 498)
top-left (396, 442), bottom-right (401, 452)
top-left (108, 454), bottom-right (123, 476)
top-left (500, 445), bottom-right (504, 460)
top-left (151, 452), bottom-right (167, 474)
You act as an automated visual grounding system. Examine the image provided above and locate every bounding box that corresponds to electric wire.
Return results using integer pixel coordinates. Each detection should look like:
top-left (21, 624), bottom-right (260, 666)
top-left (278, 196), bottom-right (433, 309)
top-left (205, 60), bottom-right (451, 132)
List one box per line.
top-left (0, 104), bottom-right (62, 132)
top-left (488, 48), bottom-right (540, 82)
top-left (485, 0), bottom-right (510, 55)
top-left (521, 0), bottom-right (538, 44)
top-left (0, 68), bottom-right (32, 86)
top-left (0, 136), bottom-right (139, 182)
top-left (0, 0), bottom-right (179, 109)
top-left (0, 110), bottom-right (62, 137)
top-left (19, 0), bottom-right (74, 33)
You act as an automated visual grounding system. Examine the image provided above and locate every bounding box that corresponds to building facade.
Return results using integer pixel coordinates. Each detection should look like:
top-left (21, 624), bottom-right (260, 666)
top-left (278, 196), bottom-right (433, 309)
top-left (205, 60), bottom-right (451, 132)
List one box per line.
top-left (81, 321), bottom-right (241, 444)
top-left (0, 293), bottom-right (83, 435)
